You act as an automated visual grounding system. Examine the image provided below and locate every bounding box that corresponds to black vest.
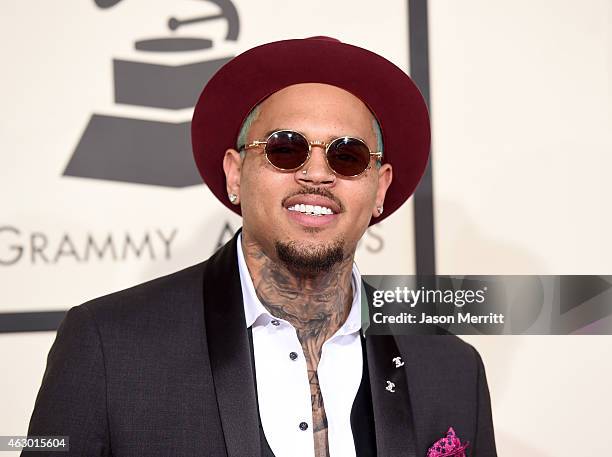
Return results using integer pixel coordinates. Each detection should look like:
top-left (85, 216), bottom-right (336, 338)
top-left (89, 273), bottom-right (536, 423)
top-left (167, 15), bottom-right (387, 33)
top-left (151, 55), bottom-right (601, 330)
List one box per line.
top-left (247, 328), bottom-right (377, 456)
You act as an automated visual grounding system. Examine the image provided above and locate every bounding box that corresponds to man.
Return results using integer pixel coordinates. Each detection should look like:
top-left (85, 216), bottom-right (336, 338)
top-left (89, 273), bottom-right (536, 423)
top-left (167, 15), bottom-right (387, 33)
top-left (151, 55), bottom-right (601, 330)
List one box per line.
top-left (24, 37), bottom-right (497, 457)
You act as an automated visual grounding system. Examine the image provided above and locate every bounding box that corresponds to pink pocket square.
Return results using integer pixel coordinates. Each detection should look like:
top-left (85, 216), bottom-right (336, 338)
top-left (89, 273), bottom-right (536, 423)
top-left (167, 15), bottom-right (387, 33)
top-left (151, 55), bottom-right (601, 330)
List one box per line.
top-left (426, 427), bottom-right (470, 457)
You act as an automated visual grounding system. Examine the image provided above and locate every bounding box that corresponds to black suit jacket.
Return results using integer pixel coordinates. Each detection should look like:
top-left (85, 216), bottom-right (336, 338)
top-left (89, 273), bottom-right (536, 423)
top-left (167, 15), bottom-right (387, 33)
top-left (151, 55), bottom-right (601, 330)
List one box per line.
top-left (23, 233), bottom-right (497, 456)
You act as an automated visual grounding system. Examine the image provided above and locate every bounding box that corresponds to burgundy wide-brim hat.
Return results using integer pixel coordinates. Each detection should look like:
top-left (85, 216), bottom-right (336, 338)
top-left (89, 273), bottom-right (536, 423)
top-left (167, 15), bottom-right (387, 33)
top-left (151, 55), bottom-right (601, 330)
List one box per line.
top-left (191, 36), bottom-right (430, 225)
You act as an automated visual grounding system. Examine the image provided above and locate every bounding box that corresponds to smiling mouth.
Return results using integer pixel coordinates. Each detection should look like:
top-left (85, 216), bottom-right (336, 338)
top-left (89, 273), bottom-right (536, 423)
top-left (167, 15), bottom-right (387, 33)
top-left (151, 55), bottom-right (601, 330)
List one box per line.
top-left (287, 204), bottom-right (335, 216)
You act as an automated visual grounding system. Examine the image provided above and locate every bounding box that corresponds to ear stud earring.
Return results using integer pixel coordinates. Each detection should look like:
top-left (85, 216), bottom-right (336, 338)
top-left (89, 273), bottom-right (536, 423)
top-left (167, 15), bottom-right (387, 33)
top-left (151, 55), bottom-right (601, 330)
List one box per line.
top-left (229, 193), bottom-right (238, 203)
top-left (377, 205), bottom-right (384, 215)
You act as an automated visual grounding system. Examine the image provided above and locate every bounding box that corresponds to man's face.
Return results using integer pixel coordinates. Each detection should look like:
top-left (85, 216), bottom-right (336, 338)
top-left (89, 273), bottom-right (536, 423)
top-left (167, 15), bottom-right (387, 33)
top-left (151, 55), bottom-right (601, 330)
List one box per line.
top-left (223, 83), bottom-right (392, 270)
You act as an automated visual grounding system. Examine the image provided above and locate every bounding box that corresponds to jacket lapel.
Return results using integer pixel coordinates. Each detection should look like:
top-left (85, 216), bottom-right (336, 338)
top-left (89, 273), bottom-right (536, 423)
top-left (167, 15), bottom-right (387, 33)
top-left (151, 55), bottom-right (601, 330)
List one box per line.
top-left (362, 281), bottom-right (418, 457)
top-left (364, 333), bottom-right (417, 457)
top-left (201, 232), bottom-right (261, 457)
top-left (362, 281), bottom-right (472, 457)
top-left (392, 337), bottom-right (443, 457)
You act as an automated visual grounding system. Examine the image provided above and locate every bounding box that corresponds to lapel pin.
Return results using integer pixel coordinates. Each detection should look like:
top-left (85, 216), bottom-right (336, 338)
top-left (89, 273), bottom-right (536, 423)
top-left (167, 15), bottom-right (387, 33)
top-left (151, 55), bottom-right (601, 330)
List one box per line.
top-left (392, 356), bottom-right (405, 368)
top-left (385, 380), bottom-right (396, 393)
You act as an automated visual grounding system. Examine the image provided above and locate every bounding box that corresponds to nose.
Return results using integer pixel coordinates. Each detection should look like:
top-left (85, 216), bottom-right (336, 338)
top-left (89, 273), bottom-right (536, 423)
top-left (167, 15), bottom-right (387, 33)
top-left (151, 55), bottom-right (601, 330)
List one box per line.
top-left (296, 145), bottom-right (336, 186)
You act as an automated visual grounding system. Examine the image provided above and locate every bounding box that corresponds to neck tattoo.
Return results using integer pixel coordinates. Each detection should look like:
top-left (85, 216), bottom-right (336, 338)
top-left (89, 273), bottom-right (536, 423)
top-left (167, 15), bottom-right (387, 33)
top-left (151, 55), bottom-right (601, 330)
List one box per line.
top-left (241, 233), bottom-right (355, 456)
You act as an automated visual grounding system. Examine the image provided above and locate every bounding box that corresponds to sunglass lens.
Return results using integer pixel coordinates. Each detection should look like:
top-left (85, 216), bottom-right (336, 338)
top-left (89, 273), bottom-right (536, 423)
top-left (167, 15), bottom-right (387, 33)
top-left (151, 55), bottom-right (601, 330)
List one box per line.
top-left (327, 138), bottom-right (371, 176)
top-left (265, 131), bottom-right (310, 170)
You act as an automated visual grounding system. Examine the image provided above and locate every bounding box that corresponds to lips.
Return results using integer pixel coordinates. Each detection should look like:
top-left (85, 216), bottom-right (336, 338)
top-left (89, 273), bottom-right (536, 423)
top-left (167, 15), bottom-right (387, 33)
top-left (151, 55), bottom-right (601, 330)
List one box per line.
top-left (282, 192), bottom-right (342, 228)
top-left (288, 204), bottom-right (333, 216)
top-left (282, 194), bottom-right (342, 214)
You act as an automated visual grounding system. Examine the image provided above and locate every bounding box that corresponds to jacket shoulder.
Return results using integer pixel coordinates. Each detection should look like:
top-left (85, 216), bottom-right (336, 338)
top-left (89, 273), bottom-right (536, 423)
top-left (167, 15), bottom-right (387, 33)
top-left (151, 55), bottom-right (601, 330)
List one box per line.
top-left (394, 332), bottom-right (485, 396)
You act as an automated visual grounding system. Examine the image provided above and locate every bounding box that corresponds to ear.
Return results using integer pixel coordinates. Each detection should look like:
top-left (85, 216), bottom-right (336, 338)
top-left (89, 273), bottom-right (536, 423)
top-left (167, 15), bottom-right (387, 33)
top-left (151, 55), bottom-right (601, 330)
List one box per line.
top-left (372, 163), bottom-right (392, 218)
top-left (223, 148), bottom-right (242, 205)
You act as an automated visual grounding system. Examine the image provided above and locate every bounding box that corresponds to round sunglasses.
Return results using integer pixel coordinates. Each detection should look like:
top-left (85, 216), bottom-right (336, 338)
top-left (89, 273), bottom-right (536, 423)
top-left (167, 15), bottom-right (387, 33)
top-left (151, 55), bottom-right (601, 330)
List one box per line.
top-left (240, 129), bottom-right (382, 177)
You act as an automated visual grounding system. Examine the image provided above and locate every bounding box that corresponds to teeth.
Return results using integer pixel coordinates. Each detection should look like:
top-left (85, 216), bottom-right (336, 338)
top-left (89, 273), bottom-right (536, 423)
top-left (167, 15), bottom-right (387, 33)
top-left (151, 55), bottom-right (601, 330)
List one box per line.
top-left (287, 204), bottom-right (334, 216)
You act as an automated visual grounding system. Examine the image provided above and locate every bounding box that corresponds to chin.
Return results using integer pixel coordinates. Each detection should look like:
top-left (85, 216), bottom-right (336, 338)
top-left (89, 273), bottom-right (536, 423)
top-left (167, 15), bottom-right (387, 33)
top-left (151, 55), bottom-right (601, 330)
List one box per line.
top-left (274, 237), bottom-right (346, 275)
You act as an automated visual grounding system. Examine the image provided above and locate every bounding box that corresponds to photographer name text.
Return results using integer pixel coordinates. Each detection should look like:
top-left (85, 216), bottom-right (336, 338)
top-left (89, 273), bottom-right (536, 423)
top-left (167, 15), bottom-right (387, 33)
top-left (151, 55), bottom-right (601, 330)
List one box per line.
top-left (372, 312), bottom-right (505, 325)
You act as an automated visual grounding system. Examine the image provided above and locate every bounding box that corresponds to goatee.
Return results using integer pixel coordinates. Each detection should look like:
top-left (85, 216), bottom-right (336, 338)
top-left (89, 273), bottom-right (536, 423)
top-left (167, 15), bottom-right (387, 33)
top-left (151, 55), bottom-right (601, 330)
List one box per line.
top-left (275, 238), bottom-right (345, 275)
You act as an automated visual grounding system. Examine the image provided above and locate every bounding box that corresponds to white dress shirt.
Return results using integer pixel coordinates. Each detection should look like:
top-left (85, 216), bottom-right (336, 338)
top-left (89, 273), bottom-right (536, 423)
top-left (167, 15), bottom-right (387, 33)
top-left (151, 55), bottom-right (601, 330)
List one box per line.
top-left (237, 233), bottom-right (363, 457)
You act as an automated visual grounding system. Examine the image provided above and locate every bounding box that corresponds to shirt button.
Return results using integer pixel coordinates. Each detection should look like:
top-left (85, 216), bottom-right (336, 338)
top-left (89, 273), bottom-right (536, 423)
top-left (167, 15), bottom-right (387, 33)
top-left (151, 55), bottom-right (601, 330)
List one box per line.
top-left (271, 319), bottom-right (280, 326)
top-left (289, 351), bottom-right (298, 361)
top-left (299, 421), bottom-right (309, 431)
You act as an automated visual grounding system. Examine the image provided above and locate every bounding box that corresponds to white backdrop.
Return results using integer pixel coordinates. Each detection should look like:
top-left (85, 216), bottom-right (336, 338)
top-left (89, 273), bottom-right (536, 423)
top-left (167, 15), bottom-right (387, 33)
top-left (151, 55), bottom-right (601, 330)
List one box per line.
top-left (430, 1), bottom-right (612, 455)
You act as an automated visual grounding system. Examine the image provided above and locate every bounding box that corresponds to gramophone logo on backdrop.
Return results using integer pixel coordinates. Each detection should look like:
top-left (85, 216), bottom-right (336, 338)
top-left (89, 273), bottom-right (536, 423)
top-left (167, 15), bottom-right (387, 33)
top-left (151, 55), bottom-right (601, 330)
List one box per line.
top-left (64, 0), bottom-right (240, 187)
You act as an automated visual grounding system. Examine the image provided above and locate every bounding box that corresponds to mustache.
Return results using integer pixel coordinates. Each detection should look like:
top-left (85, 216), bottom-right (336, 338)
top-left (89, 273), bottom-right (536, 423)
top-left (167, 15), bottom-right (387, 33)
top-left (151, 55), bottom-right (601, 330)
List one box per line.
top-left (282, 187), bottom-right (344, 211)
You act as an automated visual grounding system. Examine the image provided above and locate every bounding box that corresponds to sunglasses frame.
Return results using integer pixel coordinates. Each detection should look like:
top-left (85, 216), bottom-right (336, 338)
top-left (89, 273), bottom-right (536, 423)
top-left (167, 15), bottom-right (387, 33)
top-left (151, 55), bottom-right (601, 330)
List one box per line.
top-left (241, 129), bottom-right (383, 178)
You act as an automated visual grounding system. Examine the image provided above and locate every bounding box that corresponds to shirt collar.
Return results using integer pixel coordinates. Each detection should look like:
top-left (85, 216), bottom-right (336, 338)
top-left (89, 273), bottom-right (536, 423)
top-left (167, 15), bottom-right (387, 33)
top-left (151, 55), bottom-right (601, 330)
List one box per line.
top-left (237, 232), bottom-right (362, 335)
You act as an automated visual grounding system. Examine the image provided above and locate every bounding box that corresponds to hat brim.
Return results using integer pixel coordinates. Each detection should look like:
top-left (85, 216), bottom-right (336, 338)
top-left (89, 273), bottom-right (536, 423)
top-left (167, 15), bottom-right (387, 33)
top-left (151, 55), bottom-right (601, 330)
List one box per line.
top-left (191, 37), bottom-right (430, 225)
